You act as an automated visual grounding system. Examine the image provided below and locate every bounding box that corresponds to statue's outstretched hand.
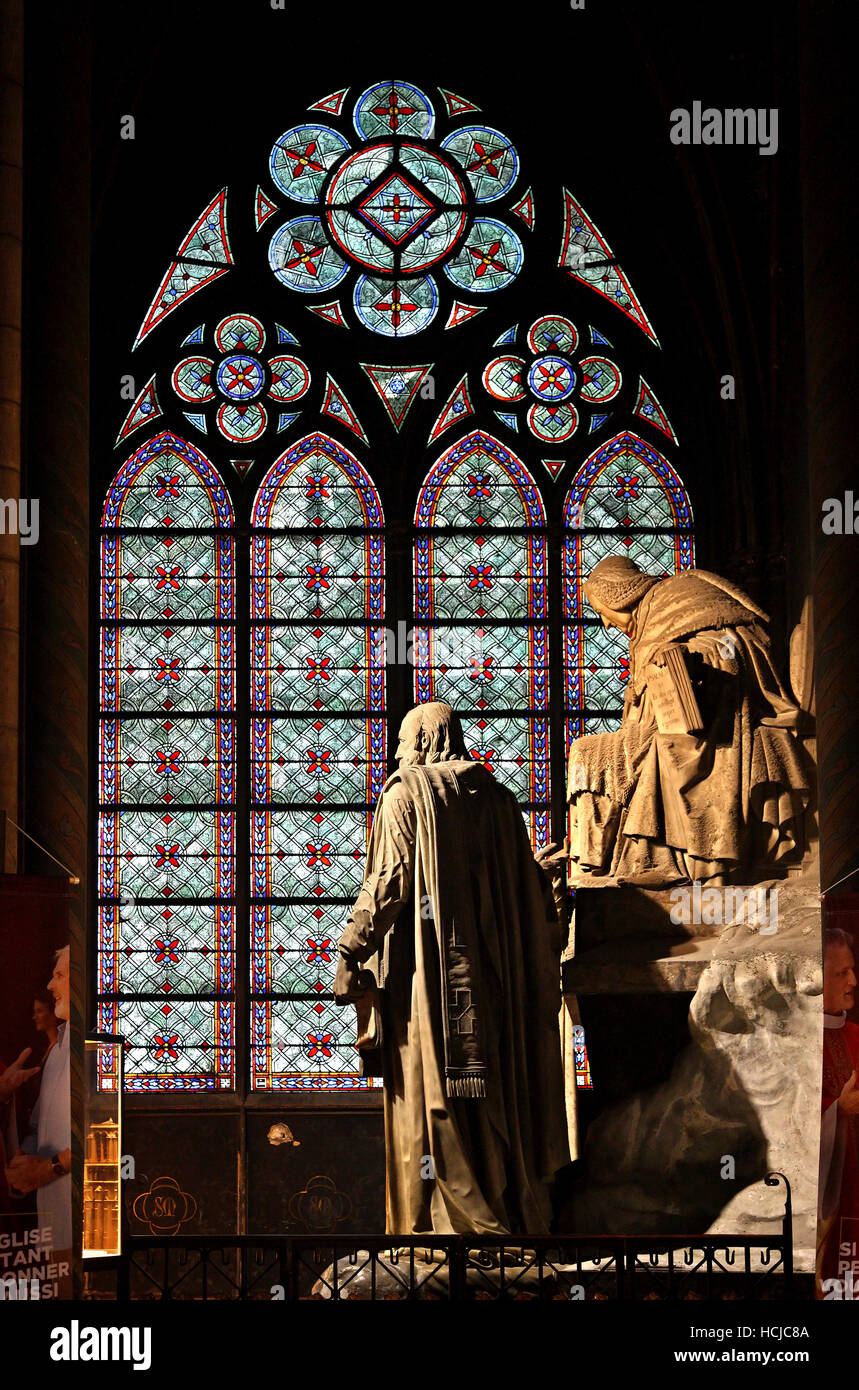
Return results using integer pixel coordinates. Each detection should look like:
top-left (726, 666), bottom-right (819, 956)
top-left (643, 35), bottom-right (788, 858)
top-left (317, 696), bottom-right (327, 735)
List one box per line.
top-left (535, 840), bottom-right (569, 881)
top-left (334, 949), bottom-right (368, 1005)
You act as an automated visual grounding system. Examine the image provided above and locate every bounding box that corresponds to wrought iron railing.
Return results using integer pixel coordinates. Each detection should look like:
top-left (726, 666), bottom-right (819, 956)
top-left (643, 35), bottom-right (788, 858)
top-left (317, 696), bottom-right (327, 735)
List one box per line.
top-left (84, 1172), bottom-right (796, 1301)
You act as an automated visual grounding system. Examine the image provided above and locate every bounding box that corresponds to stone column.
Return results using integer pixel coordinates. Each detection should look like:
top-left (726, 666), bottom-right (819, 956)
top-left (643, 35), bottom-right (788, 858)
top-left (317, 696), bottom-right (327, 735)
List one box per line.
top-left (801, 1), bottom-right (859, 894)
top-left (22, 0), bottom-right (91, 1290)
top-left (0, 0), bottom-right (22, 871)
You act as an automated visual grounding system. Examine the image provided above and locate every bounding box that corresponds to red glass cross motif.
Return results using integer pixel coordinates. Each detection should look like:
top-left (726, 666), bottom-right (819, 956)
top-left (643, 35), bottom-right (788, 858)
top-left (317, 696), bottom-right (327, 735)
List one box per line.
top-left (466, 141), bottom-right (505, 179)
top-left (373, 286), bottom-right (419, 329)
top-left (153, 938), bottom-right (180, 963)
top-left (306, 842), bottom-right (331, 867)
top-left (154, 749), bottom-right (181, 775)
top-left (282, 140), bottom-right (324, 178)
top-left (614, 474), bottom-right (640, 499)
top-left (154, 843), bottom-right (180, 868)
top-left (470, 746), bottom-right (496, 771)
top-left (306, 938), bottom-right (332, 962)
top-left (371, 86), bottom-right (416, 132)
top-left (307, 748), bottom-right (332, 774)
top-left (283, 238), bottom-right (325, 277)
top-left (153, 1033), bottom-right (179, 1060)
top-left (468, 240), bottom-right (507, 278)
top-left (468, 655), bottom-right (494, 681)
top-left (467, 565), bottom-right (493, 590)
top-left (307, 1032), bottom-right (333, 1057)
top-left (155, 658), bottom-right (181, 682)
top-left (467, 473), bottom-right (492, 498)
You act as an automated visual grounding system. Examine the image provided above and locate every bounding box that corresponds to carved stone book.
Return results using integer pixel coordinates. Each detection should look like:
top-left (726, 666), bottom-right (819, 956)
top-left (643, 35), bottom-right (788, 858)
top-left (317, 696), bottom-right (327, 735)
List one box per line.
top-left (647, 645), bottom-right (704, 735)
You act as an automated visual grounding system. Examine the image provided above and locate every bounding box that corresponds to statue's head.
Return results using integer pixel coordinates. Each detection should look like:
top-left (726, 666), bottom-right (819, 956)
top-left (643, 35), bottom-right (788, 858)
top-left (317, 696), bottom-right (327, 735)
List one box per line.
top-left (583, 555), bottom-right (660, 633)
top-left (396, 702), bottom-right (468, 767)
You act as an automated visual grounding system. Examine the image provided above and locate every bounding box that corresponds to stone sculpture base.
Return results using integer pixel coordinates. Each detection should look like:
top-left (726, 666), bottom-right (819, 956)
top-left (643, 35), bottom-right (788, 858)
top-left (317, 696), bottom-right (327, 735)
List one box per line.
top-left (563, 869), bottom-right (821, 1270)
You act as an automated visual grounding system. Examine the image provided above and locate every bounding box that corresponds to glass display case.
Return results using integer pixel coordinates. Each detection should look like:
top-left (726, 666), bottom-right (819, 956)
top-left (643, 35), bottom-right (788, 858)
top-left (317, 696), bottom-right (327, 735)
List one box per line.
top-left (82, 1036), bottom-right (123, 1258)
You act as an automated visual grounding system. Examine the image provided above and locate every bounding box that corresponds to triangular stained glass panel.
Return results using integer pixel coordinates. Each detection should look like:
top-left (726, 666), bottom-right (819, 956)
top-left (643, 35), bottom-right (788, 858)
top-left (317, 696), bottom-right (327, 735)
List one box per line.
top-left (181, 324), bottom-right (206, 346)
top-left (360, 363), bottom-right (434, 431)
top-left (229, 459), bottom-right (255, 477)
top-left (177, 189), bottom-right (233, 263)
top-left (438, 88), bottom-right (481, 117)
top-left (590, 326), bottom-right (613, 347)
top-left (493, 411), bottom-right (518, 432)
top-left (275, 324), bottom-right (300, 345)
top-left (540, 458), bottom-right (566, 480)
top-left (307, 300), bottom-right (349, 329)
top-left (182, 412), bottom-right (207, 433)
top-left (510, 187), bottom-right (535, 231)
top-left (493, 324), bottom-right (518, 346)
top-left (255, 186), bottom-right (279, 231)
top-left (115, 374), bottom-right (162, 445)
top-left (588, 412), bottom-right (611, 433)
top-left (428, 374), bottom-right (474, 443)
top-left (633, 378), bottom-right (678, 443)
top-left (321, 375), bottom-right (369, 444)
top-left (277, 412), bottom-right (301, 432)
top-left (308, 88), bottom-right (350, 116)
top-left (559, 190), bottom-right (659, 345)
top-left (134, 190), bottom-right (233, 348)
top-left (444, 301), bottom-right (487, 330)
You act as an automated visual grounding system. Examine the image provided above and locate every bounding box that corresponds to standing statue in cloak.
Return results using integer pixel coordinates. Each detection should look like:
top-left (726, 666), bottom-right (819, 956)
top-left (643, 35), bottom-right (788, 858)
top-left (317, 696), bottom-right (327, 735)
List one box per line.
top-left (565, 555), bottom-right (811, 887)
top-left (334, 701), bottom-right (570, 1235)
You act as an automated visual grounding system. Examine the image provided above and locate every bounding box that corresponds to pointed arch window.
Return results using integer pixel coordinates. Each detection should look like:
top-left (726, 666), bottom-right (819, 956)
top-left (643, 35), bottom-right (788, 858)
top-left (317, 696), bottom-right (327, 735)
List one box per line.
top-left (414, 430), bottom-right (550, 847)
top-left (250, 432), bottom-right (386, 1089)
top-left (98, 432), bottom-right (236, 1091)
top-left (563, 429), bottom-right (694, 746)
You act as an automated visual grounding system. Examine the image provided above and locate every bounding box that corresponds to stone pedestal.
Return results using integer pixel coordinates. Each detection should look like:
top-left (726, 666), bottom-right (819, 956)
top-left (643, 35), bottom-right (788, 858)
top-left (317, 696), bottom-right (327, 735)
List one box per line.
top-left (563, 870), bottom-right (821, 1270)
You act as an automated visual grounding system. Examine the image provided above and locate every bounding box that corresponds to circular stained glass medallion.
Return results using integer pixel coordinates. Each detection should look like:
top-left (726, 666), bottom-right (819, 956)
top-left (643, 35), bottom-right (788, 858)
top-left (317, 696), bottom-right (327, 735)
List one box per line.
top-left (443, 219), bottom-right (523, 293)
top-left (578, 356), bottom-right (622, 402)
top-left (270, 124), bottom-right (351, 203)
top-left (482, 355), bottom-right (527, 402)
top-left (353, 80), bottom-right (434, 140)
top-left (527, 314), bottom-right (578, 356)
top-left (527, 355), bottom-right (576, 403)
top-left (216, 354), bottom-right (265, 401)
top-left (527, 402), bottom-right (578, 443)
top-left (269, 218), bottom-right (348, 294)
top-left (440, 125), bottom-right (519, 202)
top-left (353, 275), bottom-right (438, 336)
top-left (172, 356), bottom-right (215, 403)
top-left (323, 144), bottom-right (468, 276)
top-left (215, 314), bottom-right (265, 354)
top-left (267, 355), bottom-right (310, 403)
top-left (216, 401), bottom-right (268, 443)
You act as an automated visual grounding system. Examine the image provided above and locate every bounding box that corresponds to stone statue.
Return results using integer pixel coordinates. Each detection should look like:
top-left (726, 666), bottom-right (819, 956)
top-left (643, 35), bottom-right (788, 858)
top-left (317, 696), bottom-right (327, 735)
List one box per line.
top-left (334, 701), bottom-right (570, 1235)
top-left (564, 555), bottom-right (811, 887)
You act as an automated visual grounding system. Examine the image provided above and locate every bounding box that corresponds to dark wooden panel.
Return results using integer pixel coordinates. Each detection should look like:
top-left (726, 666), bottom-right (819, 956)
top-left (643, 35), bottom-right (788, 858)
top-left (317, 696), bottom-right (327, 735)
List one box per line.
top-left (123, 1112), bottom-right (241, 1237)
top-left (247, 1111), bottom-right (384, 1236)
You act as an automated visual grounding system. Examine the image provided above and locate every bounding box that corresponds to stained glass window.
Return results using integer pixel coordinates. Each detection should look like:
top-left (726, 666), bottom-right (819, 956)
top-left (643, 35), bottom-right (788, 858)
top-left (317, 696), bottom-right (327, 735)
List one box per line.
top-left (99, 76), bottom-right (696, 1095)
top-left (563, 429), bottom-right (694, 754)
top-left (414, 430), bottom-right (550, 849)
top-left (98, 432), bottom-right (236, 1091)
top-left (250, 433), bottom-right (386, 1088)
